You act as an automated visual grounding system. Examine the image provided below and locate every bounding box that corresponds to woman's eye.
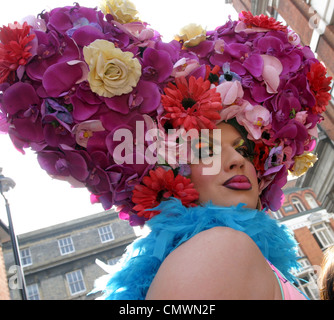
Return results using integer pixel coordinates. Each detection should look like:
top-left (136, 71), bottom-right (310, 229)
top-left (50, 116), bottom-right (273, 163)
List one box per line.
top-left (192, 140), bottom-right (214, 158)
top-left (236, 146), bottom-right (253, 159)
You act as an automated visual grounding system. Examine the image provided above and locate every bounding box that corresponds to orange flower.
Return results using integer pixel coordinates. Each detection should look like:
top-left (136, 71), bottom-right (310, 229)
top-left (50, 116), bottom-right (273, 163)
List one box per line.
top-left (0, 22), bottom-right (35, 83)
top-left (307, 62), bottom-right (332, 114)
top-left (161, 76), bottom-right (222, 131)
top-left (132, 167), bottom-right (199, 220)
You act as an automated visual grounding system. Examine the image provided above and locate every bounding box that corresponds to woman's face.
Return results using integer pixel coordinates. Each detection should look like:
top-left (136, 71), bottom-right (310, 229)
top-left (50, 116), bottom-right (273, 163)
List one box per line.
top-left (190, 122), bottom-right (260, 209)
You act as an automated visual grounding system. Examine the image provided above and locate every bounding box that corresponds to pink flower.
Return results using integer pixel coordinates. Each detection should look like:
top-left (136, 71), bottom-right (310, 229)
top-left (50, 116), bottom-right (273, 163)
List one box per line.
top-left (238, 102), bottom-right (271, 140)
top-left (72, 120), bottom-right (105, 148)
top-left (215, 80), bottom-right (244, 105)
top-left (171, 58), bottom-right (200, 78)
top-left (261, 55), bottom-right (283, 94)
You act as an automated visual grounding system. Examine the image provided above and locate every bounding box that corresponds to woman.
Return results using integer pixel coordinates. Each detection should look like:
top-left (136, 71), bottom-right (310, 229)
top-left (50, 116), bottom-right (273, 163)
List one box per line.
top-left (1, 1), bottom-right (331, 300)
top-left (97, 121), bottom-right (308, 300)
top-left (147, 122), bottom-right (280, 299)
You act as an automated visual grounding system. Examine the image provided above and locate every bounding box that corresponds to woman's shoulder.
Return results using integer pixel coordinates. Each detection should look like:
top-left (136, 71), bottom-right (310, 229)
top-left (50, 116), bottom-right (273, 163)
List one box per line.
top-left (146, 227), bottom-right (280, 299)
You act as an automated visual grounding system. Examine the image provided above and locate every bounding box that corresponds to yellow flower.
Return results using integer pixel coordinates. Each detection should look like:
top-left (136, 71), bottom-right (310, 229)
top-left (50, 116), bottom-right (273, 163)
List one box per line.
top-left (83, 39), bottom-right (141, 98)
top-left (100, 0), bottom-right (139, 24)
top-left (289, 152), bottom-right (318, 177)
top-left (175, 23), bottom-right (207, 47)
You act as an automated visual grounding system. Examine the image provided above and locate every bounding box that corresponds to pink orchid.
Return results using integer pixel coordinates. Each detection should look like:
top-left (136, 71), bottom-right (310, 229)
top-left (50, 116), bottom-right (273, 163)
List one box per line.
top-left (72, 120), bottom-right (105, 148)
top-left (215, 80), bottom-right (244, 105)
top-left (261, 55), bottom-right (283, 93)
top-left (238, 103), bottom-right (271, 140)
top-left (214, 39), bottom-right (225, 54)
top-left (171, 58), bottom-right (200, 78)
top-left (287, 30), bottom-right (300, 46)
top-left (218, 103), bottom-right (245, 123)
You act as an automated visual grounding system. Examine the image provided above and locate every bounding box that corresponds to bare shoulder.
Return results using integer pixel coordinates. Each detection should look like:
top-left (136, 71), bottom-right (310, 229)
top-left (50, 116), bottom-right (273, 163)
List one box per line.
top-left (146, 227), bottom-right (279, 300)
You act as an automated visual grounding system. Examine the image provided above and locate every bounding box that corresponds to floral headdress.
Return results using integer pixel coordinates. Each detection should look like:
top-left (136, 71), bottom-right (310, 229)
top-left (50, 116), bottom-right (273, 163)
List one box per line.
top-left (0, 1), bottom-right (332, 226)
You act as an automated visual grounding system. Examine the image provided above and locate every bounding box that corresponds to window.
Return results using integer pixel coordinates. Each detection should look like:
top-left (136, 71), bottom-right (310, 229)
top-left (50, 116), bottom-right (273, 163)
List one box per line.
top-left (310, 223), bottom-right (334, 250)
top-left (283, 205), bottom-right (294, 213)
top-left (98, 225), bottom-right (115, 243)
top-left (66, 270), bottom-right (86, 296)
top-left (20, 248), bottom-right (32, 267)
top-left (294, 269), bottom-right (320, 300)
top-left (272, 210), bottom-right (283, 219)
top-left (58, 237), bottom-right (75, 255)
top-left (26, 283), bottom-right (40, 300)
top-left (292, 197), bottom-right (306, 213)
top-left (305, 194), bottom-right (318, 209)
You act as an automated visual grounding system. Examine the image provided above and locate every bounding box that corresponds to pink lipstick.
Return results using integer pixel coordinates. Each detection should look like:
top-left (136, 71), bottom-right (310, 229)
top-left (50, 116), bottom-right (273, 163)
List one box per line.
top-left (223, 175), bottom-right (252, 190)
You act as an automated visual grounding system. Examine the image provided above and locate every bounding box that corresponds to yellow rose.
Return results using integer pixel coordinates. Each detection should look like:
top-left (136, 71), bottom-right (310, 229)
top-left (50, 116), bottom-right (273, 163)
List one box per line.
top-left (83, 39), bottom-right (141, 98)
top-left (175, 23), bottom-right (206, 47)
top-left (289, 152), bottom-right (318, 177)
top-left (100, 0), bottom-right (139, 24)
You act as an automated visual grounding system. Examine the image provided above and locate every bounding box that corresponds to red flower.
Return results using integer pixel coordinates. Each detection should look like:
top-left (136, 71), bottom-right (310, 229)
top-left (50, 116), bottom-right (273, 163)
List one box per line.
top-left (253, 142), bottom-right (269, 174)
top-left (0, 22), bottom-right (35, 83)
top-left (307, 62), bottom-right (332, 114)
top-left (132, 167), bottom-right (199, 220)
top-left (161, 76), bottom-right (222, 131)
top-left (239, 11), bottom-right (288, 33)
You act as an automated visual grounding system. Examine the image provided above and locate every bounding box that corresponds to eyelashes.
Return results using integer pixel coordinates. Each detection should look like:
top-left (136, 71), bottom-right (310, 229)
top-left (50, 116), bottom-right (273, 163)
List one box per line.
top-left (192, 137), bottom-right (215, 159)
top-left (234, 139), bottom-right (255, 160)
top-left (192, 138), bottom-right (254, 160)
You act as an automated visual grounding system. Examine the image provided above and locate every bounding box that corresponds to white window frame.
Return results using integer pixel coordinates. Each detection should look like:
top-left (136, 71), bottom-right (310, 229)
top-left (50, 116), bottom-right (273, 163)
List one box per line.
top-left (272, 210), bottom-right (283, 219)
top-left (310, 222), bottom-right (334, 250)
top-left (98, 225), bottom-right (115, 243)
top-left (294, 268), bottom-right (320, 300)
top-left (305, 194), bottom-right (318, 209)
top-left (58, 237), bottom-right (75, 255)
top-left (292, 197), bottom-right (306, 213)
top-left (26, 283), bottom-right (40, 300)
top-left (66, 270), bottom-right (86, 296)
top-left (20, 248), bottom-right (32, 267)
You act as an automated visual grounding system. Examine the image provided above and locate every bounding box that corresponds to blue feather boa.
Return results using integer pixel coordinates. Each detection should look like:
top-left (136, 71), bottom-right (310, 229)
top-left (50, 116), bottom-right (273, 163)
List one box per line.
top-left (94, 198), bottom-right (300, 300)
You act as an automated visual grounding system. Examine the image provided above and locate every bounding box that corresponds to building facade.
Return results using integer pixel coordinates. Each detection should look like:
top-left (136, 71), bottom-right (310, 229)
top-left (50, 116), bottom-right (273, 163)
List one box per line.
top-left (0, 220), bottom-right (10, 300)
top-left (3, 209), bottom-right (137, 300)
top-left (271, 187), bottom-right (334, 300)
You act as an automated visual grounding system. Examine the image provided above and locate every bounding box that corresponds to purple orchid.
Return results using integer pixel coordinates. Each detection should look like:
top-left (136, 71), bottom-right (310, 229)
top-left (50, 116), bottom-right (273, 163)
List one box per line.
top-left (141, 47), bottom-right (173, 83)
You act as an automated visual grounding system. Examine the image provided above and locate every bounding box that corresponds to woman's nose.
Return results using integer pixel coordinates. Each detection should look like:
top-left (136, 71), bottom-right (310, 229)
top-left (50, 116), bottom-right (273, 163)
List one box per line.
top-left (222, 147), bottom-right (245, 172)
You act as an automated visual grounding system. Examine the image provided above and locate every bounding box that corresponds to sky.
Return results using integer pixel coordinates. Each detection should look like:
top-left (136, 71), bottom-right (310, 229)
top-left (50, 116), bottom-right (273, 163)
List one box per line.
top-left (0, 0), bottom-right (238, 234)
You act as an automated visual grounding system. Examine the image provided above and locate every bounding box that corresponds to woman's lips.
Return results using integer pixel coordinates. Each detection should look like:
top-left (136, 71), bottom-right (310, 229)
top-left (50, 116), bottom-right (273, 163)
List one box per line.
top-left (223, 175), bottom-right (252, 190)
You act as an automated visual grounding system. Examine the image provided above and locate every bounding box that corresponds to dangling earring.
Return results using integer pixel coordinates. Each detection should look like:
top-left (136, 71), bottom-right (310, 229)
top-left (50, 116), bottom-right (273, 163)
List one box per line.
top-left (257, 198), bottom-right (262, 210)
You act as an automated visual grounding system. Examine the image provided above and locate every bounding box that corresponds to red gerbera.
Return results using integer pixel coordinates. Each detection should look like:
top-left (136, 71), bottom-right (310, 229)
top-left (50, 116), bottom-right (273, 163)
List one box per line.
top-left (0, 21), bottom-right (35, 83)
top-left (132, 167), bottom-right (199, 220)
top-left (161, 76), bottom-right (222, 131)
top-left (239, 11), bottom-right (288, 33)
top-left (307, 62), bottom-right (332, 114)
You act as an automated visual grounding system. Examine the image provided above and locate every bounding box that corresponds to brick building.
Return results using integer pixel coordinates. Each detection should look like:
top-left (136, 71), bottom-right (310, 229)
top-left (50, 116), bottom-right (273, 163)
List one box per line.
top-left (2, 209), bottom-right (137, 300)
top-left (271, 187), bottom-right (334, 299)
top-left (0, 220), bottom-right (10, 300)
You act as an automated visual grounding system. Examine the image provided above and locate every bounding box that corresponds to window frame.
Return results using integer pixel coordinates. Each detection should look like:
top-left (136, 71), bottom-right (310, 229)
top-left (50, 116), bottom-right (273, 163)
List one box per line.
top-left (26, 283), bottom-right (40, 300)
top-left (66, 270), bottom-right (86, 296)
top-left (20, 248), bottom-right (32, 267)
top-left (98, 225), bottom-right (115, 243)
top-left (58, 236), bottom-right (75, 255)
top-left (310, 222), bottom-right (334, 250)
